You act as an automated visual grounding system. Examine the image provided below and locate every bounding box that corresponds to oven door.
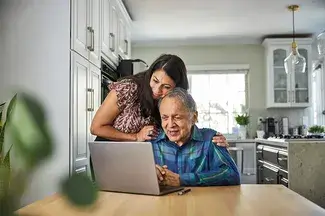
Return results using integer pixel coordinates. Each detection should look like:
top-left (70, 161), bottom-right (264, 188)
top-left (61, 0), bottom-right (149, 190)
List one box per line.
top-left (101, 74), bottom-right (114, 103)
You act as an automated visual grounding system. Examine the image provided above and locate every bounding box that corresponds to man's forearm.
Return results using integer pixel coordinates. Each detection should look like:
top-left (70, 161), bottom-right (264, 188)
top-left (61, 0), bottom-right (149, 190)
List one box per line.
top-left (179, 166), bottom-right (240, 186)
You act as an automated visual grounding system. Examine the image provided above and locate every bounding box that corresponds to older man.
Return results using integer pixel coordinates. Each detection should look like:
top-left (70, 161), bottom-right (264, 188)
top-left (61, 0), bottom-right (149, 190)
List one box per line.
top-left (152, 87), bottom-right (240, 187)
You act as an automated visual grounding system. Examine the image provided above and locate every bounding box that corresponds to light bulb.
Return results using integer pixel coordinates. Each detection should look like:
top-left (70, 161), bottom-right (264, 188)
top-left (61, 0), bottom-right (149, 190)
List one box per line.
top-left (284, 42), bottom-right (306, 74)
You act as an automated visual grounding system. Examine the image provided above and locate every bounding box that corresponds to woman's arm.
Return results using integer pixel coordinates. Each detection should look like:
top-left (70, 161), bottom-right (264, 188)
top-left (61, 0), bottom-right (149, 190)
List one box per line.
top-left (90, 89), bottom-right (138, 141)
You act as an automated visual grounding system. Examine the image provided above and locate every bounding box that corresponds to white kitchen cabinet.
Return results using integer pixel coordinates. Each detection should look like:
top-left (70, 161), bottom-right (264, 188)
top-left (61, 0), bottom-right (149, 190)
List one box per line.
top-left (71, 0), bottom-right (101, 68)
top-left (70, 51), bottom-right (101, 175)
top-left (262, 38), bottom-right (313, 108)
top-left (101, 0), bottom-right (119, 65)
top-left (116, 0), bottom-right (132, 60)
top-left (70, 0), bottom-right (131, 177)
top-left (101, 0), bottom-right (132, 65)
top-left (124, 25), bottom-right (132, 59)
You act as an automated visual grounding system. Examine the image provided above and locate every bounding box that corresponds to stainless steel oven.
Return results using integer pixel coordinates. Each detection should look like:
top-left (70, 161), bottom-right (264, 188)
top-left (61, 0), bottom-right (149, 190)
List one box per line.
top-left (101, 58), bottom-right (119, 103)
top-left (256, 144), bottom-right (288, 187)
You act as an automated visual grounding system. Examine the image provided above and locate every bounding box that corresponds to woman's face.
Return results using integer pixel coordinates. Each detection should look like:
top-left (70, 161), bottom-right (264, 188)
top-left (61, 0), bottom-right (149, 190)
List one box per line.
top-left (150, 69), bottom-right (176, 100)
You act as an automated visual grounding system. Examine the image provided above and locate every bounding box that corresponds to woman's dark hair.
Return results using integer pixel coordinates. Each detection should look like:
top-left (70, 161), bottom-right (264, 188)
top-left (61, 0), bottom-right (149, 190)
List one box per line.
top-left (121, 54), bottom-right (189, 125)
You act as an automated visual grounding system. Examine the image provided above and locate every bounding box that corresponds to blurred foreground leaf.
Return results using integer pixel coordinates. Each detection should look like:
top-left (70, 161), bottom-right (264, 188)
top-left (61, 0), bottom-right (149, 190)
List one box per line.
top-left (6, 93), bottom-right (53, 168)
top-left (61, 173), bottom-right (98, 207)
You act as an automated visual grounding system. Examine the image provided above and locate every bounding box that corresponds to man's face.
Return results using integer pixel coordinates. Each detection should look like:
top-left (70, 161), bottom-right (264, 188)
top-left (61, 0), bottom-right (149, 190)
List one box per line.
top-left (159, 97), bottom-right (196, 146)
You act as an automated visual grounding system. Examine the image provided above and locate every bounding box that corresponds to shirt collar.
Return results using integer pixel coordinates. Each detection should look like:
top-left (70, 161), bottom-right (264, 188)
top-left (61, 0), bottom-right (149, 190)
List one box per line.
top-left (155, 125), bottom-right (204, 142)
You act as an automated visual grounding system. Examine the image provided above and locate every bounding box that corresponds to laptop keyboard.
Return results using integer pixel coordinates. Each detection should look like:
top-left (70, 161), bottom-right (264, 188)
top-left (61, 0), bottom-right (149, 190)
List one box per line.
top-left (159, 185), bottom-right (178, 191)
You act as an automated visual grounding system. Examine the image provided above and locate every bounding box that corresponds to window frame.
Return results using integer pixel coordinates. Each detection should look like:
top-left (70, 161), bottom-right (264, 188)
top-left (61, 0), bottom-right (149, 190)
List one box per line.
top-left (187, 64), bottom-right (249, 134)
top-left (311, 59), bottom-right (325, 126)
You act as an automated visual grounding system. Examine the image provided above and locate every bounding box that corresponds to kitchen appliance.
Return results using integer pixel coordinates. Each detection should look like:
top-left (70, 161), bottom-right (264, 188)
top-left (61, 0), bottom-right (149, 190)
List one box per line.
top-left (264, 117), bottom-right (276, 138)
top-left (117, 59), bottom-right (148, 77)
top-left (278, 117), bottom-right (289, 135)
top-left (101, 58), bottom-right (119, 103)
top-left (256, 144), bottom-right (288, 187)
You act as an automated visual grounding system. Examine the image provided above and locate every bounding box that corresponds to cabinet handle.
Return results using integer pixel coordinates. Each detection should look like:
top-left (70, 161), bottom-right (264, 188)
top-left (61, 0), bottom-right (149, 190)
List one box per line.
top-left (281, 177), bottom-right (289, 184)
top-left (292, 90), bottom-right (295, 103)
top-left (109, 33), bottom-right (115, 52)
top-left (265, 177), bottom-right (274, 182)
top-left (87, 88), bottom-right (93, 111)
top-left (91, 88), bottom-right (95, 111)
top-left (124, 39), bottom-right (128, 55)
top-left (87, 27), bottom-right (94, 51)
top-left (278, 157), bottom-right (287, 161)
top-left (91, 28), bottom-right (95, 51)
top-left (263, 164), bottom-right (279, 173)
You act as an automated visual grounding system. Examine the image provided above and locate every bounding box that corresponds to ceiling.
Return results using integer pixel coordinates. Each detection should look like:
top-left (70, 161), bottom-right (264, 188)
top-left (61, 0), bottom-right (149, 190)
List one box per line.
top-left (122, 0), bottom-right (325, 45)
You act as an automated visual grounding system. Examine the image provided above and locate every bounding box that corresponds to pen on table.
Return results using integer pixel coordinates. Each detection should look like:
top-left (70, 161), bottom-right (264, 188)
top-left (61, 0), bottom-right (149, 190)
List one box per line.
top-left (178, 188), bottom-right (191, 195)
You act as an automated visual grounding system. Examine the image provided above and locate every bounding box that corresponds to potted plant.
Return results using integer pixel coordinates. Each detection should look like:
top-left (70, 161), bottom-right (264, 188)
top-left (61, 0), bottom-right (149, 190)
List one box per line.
top-left (235, 113), bottom-right (249, 139)
top-left (0, 93), bottom-right (98, 214)
top-left (308, 125), bottom-right (325, 136)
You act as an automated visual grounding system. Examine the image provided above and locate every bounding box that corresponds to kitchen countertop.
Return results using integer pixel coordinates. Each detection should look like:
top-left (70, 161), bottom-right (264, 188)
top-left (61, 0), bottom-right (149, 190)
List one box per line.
top-left (229, 138), bottom-right (325, 148)
top-left (16, 185), bottom-right (325, 216)
top-left (228, 139), bottom-right (256, 143)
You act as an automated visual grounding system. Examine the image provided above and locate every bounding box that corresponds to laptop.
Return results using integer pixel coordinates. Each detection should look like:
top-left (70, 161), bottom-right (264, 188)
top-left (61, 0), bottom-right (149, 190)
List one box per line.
top-left (88, 141), bottom-right (184, 195)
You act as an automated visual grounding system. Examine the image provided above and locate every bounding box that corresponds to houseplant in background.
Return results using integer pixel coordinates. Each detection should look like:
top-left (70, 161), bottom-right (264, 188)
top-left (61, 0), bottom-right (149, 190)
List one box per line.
top-left (308, 125), bottom-right (325, 136)
top-left (0, 93), bottom-right (98, 215)
top-left (235, 113), bottom-right (250, 140)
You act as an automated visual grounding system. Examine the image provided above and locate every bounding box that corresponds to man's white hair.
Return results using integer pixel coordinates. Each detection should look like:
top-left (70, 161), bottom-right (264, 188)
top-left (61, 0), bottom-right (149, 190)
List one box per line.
top-left (158, 87), bottom-right (197, 115)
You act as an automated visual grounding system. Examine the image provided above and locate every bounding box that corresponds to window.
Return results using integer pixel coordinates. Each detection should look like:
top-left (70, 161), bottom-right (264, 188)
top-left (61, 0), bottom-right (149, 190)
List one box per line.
top-left (311, 61), bottom-right (325, 126)
top-left (188, 70), bottom-right (247, 134)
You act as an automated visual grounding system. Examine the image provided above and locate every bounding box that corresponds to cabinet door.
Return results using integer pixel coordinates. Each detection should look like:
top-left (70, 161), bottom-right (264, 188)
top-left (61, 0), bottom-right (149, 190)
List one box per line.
top-left (269, 47), bottom-right (291, 107)
top-left (71, 52), bottom-right (91, 176)
top-left (109, 0), bottom-right (119, 63)
top-left (117, 13), bottom-right (126, 57)
top-left (124, 25), bottom-right (131, 59)
top-left (71, 0), bottom-right (90, 59)
top-left (291, 46), bottom-right (311, 106)
top-left (101, 0), bottom-right (110, 58)
top-left (88, 0), bottom-right (101, 67)
top-left (88, 64), bottom-right (101, 142)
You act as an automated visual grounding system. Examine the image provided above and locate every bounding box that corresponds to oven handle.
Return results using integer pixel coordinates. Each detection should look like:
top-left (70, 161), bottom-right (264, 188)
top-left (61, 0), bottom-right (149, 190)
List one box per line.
top-left (265, 177), bottom-right (275, 182)
top-left (263, 163), bottom-right (279, 173)
top-left (280, 177), bottom-right (289, 184)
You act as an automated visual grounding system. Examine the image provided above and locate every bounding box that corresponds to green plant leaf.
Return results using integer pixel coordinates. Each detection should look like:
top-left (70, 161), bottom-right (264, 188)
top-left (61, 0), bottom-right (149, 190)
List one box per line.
top-left (0, 95), bottom-right (17, 159)
top-left (5, 94), bottom-right (17, 122)
top-left (0, 121), bottom-right (5, 157)
top-left (61, 173), bottom-right (98, 207)
top-left (6, 94), bottom-right (53, 168)
top-left (0, 164), bottom-right (10, 199)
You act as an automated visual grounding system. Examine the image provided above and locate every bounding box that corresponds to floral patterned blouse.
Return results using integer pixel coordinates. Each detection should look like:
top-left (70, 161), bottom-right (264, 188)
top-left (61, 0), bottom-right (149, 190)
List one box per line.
top-left (108, 79), bottom-right (153, 133)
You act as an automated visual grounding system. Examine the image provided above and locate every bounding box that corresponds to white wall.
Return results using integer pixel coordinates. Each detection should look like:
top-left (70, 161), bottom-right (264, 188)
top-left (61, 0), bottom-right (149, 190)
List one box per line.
top-left (0, 0), bottom-right (70, 206)
top-left (132, 45), bottom-right (307, 137)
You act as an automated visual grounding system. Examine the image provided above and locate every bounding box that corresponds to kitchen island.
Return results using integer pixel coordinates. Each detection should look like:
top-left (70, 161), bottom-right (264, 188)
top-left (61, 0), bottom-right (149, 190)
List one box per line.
top-left (16, 185), bottom-right (325, 216)
top-left (254, 138), bottom-right (325, 209)
top-left (228, 138), bottom-right (325, 209)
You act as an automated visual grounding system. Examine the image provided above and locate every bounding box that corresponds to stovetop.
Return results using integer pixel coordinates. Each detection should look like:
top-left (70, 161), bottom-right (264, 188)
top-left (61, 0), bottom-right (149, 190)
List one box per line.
top-left (266, 134), bottom-right (325, 142)
top-left (273, 134), bottom-right (324, 139)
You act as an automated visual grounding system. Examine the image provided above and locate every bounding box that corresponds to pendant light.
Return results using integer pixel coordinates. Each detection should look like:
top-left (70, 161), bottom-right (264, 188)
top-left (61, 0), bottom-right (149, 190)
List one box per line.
top-left (284, 5), bottom-right (306, 74)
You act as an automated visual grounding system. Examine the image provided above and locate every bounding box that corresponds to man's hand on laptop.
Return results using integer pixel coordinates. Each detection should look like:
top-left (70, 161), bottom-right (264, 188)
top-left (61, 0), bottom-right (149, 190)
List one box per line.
top-left (155, 164), bottom-right (166, 182)
top-left (155, 165), bottom-right (180, 187)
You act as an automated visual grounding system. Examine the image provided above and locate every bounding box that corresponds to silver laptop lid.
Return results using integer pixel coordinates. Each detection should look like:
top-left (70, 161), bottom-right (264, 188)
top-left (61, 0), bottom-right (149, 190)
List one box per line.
top-left (88, 141), bottom-right (160, 195)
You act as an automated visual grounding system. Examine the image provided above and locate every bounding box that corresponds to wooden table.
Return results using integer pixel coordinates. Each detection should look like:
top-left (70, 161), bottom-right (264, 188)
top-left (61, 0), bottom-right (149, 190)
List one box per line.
top-left (17, 185), bottom-right (325, 216)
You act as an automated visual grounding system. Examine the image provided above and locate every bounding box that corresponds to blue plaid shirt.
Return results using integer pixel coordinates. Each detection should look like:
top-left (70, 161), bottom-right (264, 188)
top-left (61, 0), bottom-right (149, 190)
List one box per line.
top-left (151, 125), bottom-right (240, 186)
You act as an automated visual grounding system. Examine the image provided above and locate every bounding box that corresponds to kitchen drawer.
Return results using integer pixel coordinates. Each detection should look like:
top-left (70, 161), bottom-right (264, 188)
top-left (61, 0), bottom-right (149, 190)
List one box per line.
top-left (262, 146), bottom-right (279, 165)
top-left (262, 163), bottom-right (279, 184)
top-left (277, 150), bottom-right (288, 169)
top-left (279, 176), bottom-right (289, 187)
top-left (278, 168), bottom-right (288, 187)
